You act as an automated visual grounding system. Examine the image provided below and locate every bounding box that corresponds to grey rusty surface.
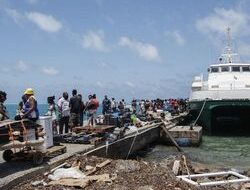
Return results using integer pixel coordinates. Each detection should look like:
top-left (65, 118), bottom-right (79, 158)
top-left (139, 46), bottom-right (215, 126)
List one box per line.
top-left (86, 125), bottom-right (161, 159)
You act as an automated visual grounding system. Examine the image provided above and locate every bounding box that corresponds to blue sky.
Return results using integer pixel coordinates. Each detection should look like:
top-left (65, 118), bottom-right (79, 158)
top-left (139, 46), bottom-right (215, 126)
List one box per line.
top-left (1, 0), bottom-right (250, 103)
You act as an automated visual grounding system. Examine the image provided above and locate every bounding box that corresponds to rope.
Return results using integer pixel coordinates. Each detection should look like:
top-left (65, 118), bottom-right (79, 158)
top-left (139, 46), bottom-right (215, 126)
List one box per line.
top-left (126, 127), bottom-right (139, 160)
top-left (105, 140), bottom-right (109, 156)
top-left (182, 155), bottom-right (191, 179)
top-left (8, 124), bottom-right (16, 153)
top-left (190, 99), bottom-right (207, 129)
top-left (21, 120), bottom-right (28, 146)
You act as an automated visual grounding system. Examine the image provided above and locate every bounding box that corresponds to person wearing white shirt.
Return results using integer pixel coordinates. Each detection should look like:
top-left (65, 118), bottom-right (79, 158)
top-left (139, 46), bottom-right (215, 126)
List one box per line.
top-left (57, 92), bottom-right (70, 134)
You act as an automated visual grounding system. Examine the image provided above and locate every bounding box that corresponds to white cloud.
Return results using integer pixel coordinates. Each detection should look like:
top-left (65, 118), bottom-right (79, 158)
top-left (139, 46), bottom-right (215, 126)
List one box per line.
top-left (125, 81), bottom-right (135, 88)
top-left (96, 81), bottom-right (104, 88)
top-left (27, 0), bottom-right (39, 4)
top-left (25, 12), bottom-right (62, 32)
top-left (5, 9), bottom-right (62, 33)
top-left (238, 42), bottom-right (250, 57)
top-left (196, 8), bottom-right (250, 37)
top-left (82, 30), bottom-right (109, 52)
top-left (5, 8), bottom-right (23, 24)
top-left (165, 30), bottom-right (186, 46)
top-left (16, 60), bottom-right (28, 72)
top-left (42, 67), bottom-right (59, 75)
top-left (119, 37), bottom-right (160, 62)
top-left (99, 62), bottom-right (108, 68)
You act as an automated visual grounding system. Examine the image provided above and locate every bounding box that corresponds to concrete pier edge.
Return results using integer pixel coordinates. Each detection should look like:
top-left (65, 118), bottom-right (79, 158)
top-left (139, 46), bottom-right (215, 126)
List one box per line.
top-left (0, 145), bottom-right (94, 190)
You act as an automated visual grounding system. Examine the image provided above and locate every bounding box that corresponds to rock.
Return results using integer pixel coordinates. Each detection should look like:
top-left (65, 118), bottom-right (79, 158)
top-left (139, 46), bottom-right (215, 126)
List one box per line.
top-left (242, 183), bottom-right (250, 189)
top-left (31, 180), bottom-right (47, 187)
top-left (230, 183), bottom-right (240, 189)
top-left (172, 160), bottom-right (180, 175)
top-left (115, 160), bottom-right (140, 173)
top-left (247, 170), bottom-right (250, 177)
top-left (112, 184), bottom-right (129, 190)
top-left (138, 185), bottom-right (154, 190)
top-left (192, 164), bottom-right (210, 174)
top-left (85, 165), bottom-right (94, 171)
top-left (231, 168), bottom-right (244, 174)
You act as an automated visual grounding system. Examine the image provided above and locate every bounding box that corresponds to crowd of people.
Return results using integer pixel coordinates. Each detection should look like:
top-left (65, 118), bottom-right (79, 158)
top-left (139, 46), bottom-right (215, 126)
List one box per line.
top-left (0, 88), bottom-right (188, 135)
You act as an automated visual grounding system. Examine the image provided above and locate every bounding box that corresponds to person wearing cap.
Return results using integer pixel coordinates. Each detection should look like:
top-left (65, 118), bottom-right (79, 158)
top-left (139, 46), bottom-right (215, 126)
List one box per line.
top-left (22, 88), bottom-right (39, 122)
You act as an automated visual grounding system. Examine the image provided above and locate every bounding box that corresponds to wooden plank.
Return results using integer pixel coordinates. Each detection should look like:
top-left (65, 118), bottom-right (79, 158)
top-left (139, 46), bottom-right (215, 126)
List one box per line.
top-left (48, 174), bottom-right (111, 188)
top-left (46, 145), bottom-right (66, 156)
top-left (85, 159), bottom-right (111, 176)
top-left (160, 123), bottom-right (183, 152)
top-left (0, 119), bottom-right (29, 128)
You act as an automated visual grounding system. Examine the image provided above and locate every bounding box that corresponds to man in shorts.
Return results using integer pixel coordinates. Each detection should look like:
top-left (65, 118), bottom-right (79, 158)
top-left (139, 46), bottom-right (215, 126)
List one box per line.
top-left (69, 89), bottom-right (81, 131)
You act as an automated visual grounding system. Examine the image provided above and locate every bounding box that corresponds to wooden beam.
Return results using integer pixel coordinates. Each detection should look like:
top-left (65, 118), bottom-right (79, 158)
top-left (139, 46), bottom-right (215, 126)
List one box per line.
top-left (160, 122), bottom-right (183, 152)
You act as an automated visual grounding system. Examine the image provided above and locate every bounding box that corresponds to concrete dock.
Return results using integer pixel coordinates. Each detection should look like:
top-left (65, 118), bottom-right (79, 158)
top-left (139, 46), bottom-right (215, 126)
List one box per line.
top-left (169, 126), bottom-right (202, 146)
top-left (0, 143), bottom-right (93, 190)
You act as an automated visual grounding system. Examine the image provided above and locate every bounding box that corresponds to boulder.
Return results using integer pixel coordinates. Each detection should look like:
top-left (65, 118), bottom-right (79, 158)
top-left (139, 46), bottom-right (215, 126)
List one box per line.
top-left (115, 160), bottom-right (140, 173)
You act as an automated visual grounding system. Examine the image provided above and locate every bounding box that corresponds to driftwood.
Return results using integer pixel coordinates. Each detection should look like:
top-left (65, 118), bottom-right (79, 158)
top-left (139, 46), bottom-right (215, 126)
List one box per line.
top-left (182, 155), bottom-right (190, 177)
top-left (48, 174), bottom-right (111, 188)
top-left (160, 122), bottom-right (183, 152)
top-left (86, 159), bottom-right (111, 175)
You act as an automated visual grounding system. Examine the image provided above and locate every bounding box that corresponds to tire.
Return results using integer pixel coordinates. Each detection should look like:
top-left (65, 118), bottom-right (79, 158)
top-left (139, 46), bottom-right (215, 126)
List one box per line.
top-left (3, 149), bottom-right (14, 162)
top-left (33, 151), bottom-right (44, 165)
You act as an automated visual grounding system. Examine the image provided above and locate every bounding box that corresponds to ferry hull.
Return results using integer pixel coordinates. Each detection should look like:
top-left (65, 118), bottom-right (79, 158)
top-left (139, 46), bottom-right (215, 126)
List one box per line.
top-left (188, 99), bottom-right (250, 136)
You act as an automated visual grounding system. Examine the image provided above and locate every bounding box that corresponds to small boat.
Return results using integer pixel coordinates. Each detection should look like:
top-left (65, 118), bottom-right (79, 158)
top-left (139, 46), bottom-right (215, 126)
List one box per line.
top-left (188, 28), bottom-right (250, 136)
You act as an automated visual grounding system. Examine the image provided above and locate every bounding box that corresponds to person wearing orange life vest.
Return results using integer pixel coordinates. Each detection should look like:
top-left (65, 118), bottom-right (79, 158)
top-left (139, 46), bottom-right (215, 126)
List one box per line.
top-left (22, 88), bottom-right (39, 122)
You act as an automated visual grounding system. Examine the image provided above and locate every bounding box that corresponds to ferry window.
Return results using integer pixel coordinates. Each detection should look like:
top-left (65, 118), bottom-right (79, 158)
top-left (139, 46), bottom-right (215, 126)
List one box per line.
top-left (211, 85), bottom-right (219, 88)
top-left (221, 66), bottom-right (229, 72)
top-left (211, 67), bottom-right (219, 73)
top-left (242, 66), bottom-right (250, 72)
top-left (232, 66), bottom-right (240, 72)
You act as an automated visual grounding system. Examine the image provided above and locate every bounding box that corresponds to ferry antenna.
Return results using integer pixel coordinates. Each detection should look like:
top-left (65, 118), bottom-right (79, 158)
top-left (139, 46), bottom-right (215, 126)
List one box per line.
top-left (226, 27), bottom-right (232, 54)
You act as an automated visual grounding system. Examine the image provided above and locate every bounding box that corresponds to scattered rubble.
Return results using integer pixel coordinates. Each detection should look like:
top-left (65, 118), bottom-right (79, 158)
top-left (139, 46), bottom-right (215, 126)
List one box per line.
top-left (11, 154), bottom-right (250, 190)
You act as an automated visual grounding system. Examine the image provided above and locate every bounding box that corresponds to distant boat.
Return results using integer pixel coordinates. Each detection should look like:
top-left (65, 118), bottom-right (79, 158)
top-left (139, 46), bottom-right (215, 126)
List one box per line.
top-left (188, 28), bottom-right (250, 136)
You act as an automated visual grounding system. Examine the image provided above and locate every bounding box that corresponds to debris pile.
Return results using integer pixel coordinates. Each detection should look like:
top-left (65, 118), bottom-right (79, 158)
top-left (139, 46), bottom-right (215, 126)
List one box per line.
top-left (12, 154), bottom-right (250, 190)
top-left (12, 155), bottom-right (199, 190)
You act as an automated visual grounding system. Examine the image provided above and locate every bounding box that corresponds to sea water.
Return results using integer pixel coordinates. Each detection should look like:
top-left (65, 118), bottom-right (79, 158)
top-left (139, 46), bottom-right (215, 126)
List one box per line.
top-left (5, 104), bottom-right (102, 119)
top-left (143, 136), bottom-right (250, 170)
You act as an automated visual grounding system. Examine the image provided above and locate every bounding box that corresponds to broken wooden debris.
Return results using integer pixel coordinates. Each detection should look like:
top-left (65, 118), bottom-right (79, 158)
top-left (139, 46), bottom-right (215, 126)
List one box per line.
top-left (86, 159), bottom-right (112, 176)
top-left (48, 159), bottom-right (112, 188)
top-left (48, 174), bottom-right (111, 188)
top-left (160, 121), bottom-right (183, 152)
top-left (44, 162), bottom-right (68, 176)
